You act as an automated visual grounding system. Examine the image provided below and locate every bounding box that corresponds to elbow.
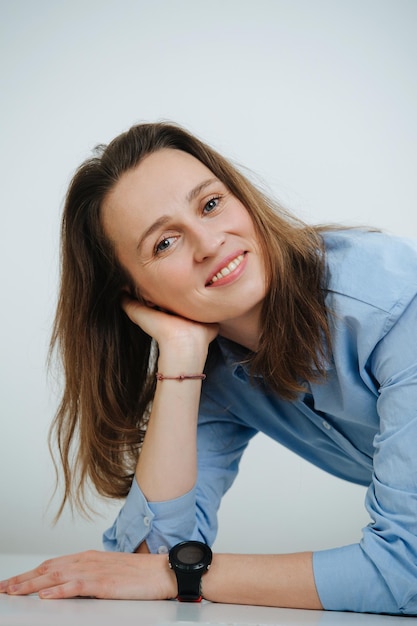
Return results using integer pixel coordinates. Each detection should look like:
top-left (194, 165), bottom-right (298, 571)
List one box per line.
top-left (360, 530), bottom-right (417, 615)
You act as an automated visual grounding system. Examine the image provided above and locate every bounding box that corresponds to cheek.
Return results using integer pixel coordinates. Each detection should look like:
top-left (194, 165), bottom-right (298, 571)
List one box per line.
top-left (233, 204), bottom-right (256, 232)
top-left (135, 262), bottom-right (188, 302)
top-left (241, 212), bottom-right (261, 247)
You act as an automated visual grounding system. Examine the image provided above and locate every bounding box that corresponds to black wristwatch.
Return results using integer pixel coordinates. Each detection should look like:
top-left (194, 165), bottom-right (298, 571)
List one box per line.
top-left (168, 540), bottom-right (213, 602)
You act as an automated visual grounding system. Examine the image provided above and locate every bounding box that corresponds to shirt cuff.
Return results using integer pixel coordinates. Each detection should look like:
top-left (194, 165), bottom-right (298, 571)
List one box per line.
top-left (103, 477), bottom-right (197, 554)
top-left (313, 544), bottom-right (398, 614)
top-left (145, 488), bottom-right (197, 554)
top-left (103, 477), bottom-right (154, 552)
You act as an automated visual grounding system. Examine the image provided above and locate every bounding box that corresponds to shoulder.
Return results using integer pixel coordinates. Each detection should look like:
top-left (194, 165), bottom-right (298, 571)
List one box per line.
top-left (322, 229), bottom-right (417, 314)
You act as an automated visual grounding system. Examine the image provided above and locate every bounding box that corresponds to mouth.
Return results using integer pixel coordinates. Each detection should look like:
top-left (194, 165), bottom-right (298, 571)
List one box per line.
top-left (205, 252), bottom-right (247, 286)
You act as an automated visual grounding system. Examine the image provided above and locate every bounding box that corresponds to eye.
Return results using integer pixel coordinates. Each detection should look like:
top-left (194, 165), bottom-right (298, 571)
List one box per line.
top-left (203, 196), bottom-right (220, 214)
top-left (155, 235), bottom-right (177, 255)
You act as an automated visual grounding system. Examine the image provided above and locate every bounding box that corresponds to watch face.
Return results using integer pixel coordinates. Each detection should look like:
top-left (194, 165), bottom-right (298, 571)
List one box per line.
top-left (176, 543), bottom-right (205, 565)
top-left (169, 541), bottom-right (212, 572)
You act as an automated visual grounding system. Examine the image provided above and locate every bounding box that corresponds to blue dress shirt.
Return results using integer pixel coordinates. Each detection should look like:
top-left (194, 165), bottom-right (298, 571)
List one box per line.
top-left (103, 230), bottom-right (417, 615)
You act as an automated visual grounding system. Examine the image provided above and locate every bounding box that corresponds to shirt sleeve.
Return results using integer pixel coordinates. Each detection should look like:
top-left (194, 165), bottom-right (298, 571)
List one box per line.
top-left (313, 295), bottom-right (417, 615)
top-left (103, 393), bottom-right (256, 554)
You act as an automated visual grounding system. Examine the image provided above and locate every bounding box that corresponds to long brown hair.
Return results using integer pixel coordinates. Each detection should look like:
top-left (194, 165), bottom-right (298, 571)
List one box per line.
top-left (49, 122), bottom-right (330, 516)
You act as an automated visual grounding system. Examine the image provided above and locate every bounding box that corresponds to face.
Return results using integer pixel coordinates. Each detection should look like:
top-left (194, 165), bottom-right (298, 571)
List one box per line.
top-left (101, 149), bottom-right (266, 329)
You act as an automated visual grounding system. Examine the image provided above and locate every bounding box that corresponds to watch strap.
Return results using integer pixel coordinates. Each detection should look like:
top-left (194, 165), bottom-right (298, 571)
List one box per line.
top-left (175, 570), bottom-right (202, 602)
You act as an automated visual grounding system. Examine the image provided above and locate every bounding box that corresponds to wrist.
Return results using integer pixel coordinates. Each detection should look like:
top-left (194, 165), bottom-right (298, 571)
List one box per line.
top-left (157, 554), bottom-right (178, 600)
top-left (167, 563), bottom-right (178, 600)
top-left (199, 552), bottom-right (218, 602)
top-left (157, 352), bottom-right (207, 377)
top-left (199, 554), bottom-right (242, 604)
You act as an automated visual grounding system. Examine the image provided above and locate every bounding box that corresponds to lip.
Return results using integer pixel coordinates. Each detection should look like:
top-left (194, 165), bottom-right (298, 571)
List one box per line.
top-left (205, 250), bottom-right (248, 287)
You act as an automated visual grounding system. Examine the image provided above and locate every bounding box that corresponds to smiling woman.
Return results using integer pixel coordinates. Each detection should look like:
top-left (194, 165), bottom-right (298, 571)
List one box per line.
top-left (101, 148), bottom-right (266, 330)
top-left (2, 122), bottom-right (417, 615)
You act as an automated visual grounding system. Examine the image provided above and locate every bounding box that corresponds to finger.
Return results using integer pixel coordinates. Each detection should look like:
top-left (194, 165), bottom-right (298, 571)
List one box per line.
top-left (1, 565), bottom-right (45, 590)
top-left (120, 296), bottom-right (155, 328)
top-left (1, 552), bottom-right (94, 594)
top-left (120, 294), bottom-right (147, 316)
top-left (5, 561), bottom-right (71, 596)
top-left (4, 560), bottom-right (88, 596)
top-left (38, 571), bottom-right (135, 600)
top-left (39, 579), bottom-right (95, 600)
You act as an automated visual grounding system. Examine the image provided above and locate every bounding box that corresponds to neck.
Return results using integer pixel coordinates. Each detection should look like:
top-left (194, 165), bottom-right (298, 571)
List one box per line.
top-left (218, 306), bottom-right (262, 353)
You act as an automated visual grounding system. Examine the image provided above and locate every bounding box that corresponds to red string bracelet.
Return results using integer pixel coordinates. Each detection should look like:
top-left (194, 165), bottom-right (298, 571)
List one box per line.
top-left (155, 373), bottom-right (206, 381)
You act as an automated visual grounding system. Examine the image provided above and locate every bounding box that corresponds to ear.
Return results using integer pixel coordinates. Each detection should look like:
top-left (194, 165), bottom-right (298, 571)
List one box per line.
top-left (122, 284), bottom-right (156, 307)
top-left (121, 285), bottom-right (133, 296)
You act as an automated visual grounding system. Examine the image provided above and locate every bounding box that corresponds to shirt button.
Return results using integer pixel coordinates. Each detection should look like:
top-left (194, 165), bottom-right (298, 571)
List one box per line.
top-left (158, 545), bottom-right (168, 554)
top-left (143, 516), bottom-right (151, 527)
top-left (322, 420), bottom-right (331, 430)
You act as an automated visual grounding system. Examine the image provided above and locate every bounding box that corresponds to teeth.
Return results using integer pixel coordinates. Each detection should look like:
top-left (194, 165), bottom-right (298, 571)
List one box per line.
top-left (210, 254), bottom-right (244, 284)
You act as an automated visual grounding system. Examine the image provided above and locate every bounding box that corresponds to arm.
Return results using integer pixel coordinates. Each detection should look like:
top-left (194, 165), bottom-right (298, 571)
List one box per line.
top-left (204, 551), bottom-right (321, 608)
top-left (313, 295), bottom-right (417, 615)
top-left (120, 298), bottom-right (219, 554)
top-left (122, 297), bottom-right (217, 505)
top-left (103, 310), bottom-right (256, 554)
top-left (0, 550), bottom-right (321, 608)
top-left (103, 381), bottom-right (258, 554)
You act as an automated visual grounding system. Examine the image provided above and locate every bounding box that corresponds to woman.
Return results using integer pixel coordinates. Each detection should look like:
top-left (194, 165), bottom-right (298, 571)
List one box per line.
top-left (1, 122), bottom-right (416, 614)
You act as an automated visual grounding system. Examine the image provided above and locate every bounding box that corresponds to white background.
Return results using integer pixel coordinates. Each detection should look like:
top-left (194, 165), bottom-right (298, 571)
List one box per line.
top-left (1, 0), bottom-right (416, 556)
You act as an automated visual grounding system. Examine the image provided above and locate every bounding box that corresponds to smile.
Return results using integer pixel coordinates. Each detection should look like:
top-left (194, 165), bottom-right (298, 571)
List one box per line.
top-left (206, 253), bottom-right (246, 286)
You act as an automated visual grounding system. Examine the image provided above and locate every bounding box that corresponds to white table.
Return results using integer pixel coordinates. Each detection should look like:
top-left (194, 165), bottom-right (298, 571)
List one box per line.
top-left (0, 554), bottom-right (414, 626)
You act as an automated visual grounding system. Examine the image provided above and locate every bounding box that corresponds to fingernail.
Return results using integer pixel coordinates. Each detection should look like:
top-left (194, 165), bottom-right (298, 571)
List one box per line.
top-left (0, 581), bottom-right (7, 592)
top-left (39, 589), bottom-right (53, 598)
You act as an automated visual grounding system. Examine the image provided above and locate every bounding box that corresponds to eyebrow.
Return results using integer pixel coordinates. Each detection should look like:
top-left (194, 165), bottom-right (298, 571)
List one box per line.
top-left (186, 177), bottom-right (218, 202)
top-left (136, 177), bottom-right (218, 252)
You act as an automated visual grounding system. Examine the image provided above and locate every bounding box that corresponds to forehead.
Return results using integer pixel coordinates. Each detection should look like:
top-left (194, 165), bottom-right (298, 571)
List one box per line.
top-left (100, 148), bottom-right (215, 242)
top-left (106, 148), bottom-right (213, 210)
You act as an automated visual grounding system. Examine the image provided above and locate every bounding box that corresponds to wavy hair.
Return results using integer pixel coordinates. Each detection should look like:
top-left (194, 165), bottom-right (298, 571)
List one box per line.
top-left (49, 122), bottom-right (330, 516)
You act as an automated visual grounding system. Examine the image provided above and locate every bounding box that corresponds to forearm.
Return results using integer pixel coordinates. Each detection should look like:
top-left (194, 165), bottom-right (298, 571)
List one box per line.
top-left (135, 346), bottom-right (207, 502)
top-left (202, 552), bottom-right (322, 609)
top-left (1, 548), bottom-right (320, 607)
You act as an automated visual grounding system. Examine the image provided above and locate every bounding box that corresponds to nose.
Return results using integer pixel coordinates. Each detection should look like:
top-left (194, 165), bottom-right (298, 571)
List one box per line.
top-left (192, 222), bottom-right (225, 262)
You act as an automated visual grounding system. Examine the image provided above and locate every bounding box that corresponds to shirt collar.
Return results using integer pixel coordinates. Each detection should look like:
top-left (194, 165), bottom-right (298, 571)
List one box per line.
top-left (215, 335), bottom-right (333, 389)
top-left (215, 336), bottom-right (260, 380)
